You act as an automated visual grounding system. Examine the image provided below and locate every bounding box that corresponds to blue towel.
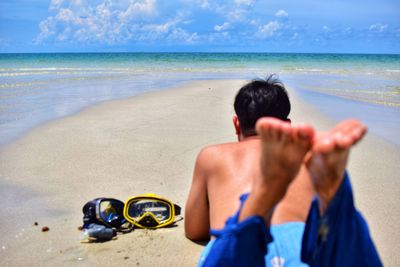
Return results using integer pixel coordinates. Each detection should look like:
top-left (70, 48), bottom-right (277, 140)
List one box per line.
top-left (266, 222), bottom-right (308, 267)
top-left (201, 172), bottom-right (382, 267)
top-left (202, 194), bottom-right (272, 267)
top-left (200, 222), bottom-right (307, 267)
top-left (301, 172), bottom-right (383, 267)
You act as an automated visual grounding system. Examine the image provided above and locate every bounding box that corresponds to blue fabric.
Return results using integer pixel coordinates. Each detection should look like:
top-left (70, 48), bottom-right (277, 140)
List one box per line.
top-left (198, 239), bottom-right (216, 267)
top-left (200, 223), bottom-right (308, 267)
top-left (200, 172), bottom-right (382, 267)
top-left (199, 197), bottom-right (307, 267)
top-left (301, 172), bottom-right (383, 267)
top-left (202, 215), bottom-right (271, 267)
top-left (266, 222), bottom-right (308, 267)
top-left (202, 194), bottom-right (273, 267)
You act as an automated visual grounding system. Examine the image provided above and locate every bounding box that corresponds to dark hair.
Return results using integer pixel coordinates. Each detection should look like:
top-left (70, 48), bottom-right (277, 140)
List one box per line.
top-left (234, 75), bottom-right (291, 137)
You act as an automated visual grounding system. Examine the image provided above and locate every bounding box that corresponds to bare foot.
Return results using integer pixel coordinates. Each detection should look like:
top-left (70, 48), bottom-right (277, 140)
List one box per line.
top-left (306, 119), bottom-right (367, 213)
top-left (239, 117), bottom-right (314, 223)
top-left (256, 117), bottom-right (315, 198)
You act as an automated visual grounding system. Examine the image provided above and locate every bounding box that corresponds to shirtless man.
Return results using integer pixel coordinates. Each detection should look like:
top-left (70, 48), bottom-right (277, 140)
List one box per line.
top-left (200, 117), bottom-right (381, 266)
top-left (185, 77), bottom-right (313, 252)
top-left (184, 76), bottom-right (381, 266)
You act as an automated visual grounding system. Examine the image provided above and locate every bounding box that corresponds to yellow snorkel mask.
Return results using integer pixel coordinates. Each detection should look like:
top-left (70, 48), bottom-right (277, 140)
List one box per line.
top-left (123, 193), bottom-right (182, 229)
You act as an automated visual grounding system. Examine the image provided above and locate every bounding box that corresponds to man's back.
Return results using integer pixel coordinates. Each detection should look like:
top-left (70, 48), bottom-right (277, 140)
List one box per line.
top-left (204, 138), bottom-right (261, 230)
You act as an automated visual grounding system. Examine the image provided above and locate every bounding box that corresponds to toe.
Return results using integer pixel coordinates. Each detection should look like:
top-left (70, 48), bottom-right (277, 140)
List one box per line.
top-left (297, 123), bottom-right (315, 140)
top-left (256, 118), bottom-right (272, 138)
top-left (314, 135), bottom-right (335, 153)
top-left (279, 121), bottom-right (292, 142)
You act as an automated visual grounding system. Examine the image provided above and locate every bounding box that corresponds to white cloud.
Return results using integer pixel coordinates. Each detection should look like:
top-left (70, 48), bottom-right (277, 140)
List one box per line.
top-left (257, 21), bottom-right (280, 38)
top-left (55, 8), bottom-right (75, 22)
top-left (142, 21), bottom-right (175, 35)
top-left (275, 10), bottom-right (288, 18)
top-left (228, 8), bottom-right (247, 21)
top-left (207, 31), bottom-right (231, 43)
top-left (57, 27), bottom-right (71, 41)
top-left (50, 0), bottom-right (64, 10)
top-left (36, 0), bottom-right (203, 45)
top-left (214, 22), bottom-right (230, 31)
top-left (369, 23), bottom-right (388, 32)
top-left (234, 0), bottom-right (255, 6)
top-left (343, 27), bottom-right (353, 36)
top-left (228, 0), bottom-right (255, 21)
top-left (167, 28), bottom-right (199, 44)
top-left (35, 17), bottom-right (56, 43)
top-left (196, 0), bottom-right (227, 15)
top-left (199, 0), bottom-right (210, 9)
top-left (118, 0), bottom-right (156, 21)
top-left (249, 19), bottom-right (258, 26)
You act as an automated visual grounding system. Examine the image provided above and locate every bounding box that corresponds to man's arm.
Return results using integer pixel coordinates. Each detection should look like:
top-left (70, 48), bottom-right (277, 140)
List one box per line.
top-left (185, 148), bottom-right (212, 242)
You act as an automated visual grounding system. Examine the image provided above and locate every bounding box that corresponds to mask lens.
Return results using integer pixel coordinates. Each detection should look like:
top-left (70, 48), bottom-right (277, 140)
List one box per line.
top-left (99, 200), bottom-right (125, 227)
top-left (128, 199), bottom-right (171, 223)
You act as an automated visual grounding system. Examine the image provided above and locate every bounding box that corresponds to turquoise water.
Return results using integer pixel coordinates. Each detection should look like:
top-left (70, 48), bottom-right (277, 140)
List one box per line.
top-left (0, 53), bottom-right (399, 145)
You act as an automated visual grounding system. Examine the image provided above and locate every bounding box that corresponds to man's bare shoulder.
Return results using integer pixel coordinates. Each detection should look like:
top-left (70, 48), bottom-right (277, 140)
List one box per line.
top-left (195, 142), bottom-right (240, 168)
top-left (197, 141), bottom-right (258, 168)
top-left (198, 142), bottom-right (242, 156)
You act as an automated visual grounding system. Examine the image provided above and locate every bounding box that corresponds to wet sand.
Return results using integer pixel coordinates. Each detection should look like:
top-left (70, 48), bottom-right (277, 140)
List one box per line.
top-left (0, 80), bottom-right (399, 266)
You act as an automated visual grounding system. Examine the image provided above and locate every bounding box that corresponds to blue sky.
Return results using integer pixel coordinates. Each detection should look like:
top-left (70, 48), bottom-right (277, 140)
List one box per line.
top-left (0, 0), bottom-right (399, 53)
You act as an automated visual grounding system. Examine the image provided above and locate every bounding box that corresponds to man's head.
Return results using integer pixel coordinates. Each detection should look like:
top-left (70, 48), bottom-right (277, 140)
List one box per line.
top-left (233, 75), bottom-right (291, 138)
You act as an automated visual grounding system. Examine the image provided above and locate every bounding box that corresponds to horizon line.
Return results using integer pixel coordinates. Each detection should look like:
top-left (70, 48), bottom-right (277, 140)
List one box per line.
top-left (1, 51), bottom-right (399, 56)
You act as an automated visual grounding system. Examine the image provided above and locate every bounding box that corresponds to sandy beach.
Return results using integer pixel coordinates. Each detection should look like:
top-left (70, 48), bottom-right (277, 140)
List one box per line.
top-left (0, 80), bottom-right (399, 266)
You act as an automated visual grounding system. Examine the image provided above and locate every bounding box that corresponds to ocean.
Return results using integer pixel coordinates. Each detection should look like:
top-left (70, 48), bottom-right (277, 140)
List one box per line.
top-left (0, 53), bottom-right (399, 146)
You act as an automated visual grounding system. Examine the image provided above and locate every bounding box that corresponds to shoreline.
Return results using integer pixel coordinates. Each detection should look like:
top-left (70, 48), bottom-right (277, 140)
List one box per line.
top-left (2, 53), bottom-right (399, 149)
top-left (2, 78), bottom-right (399, 150)
top-left (0, 80), bottom-right (399, 266)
